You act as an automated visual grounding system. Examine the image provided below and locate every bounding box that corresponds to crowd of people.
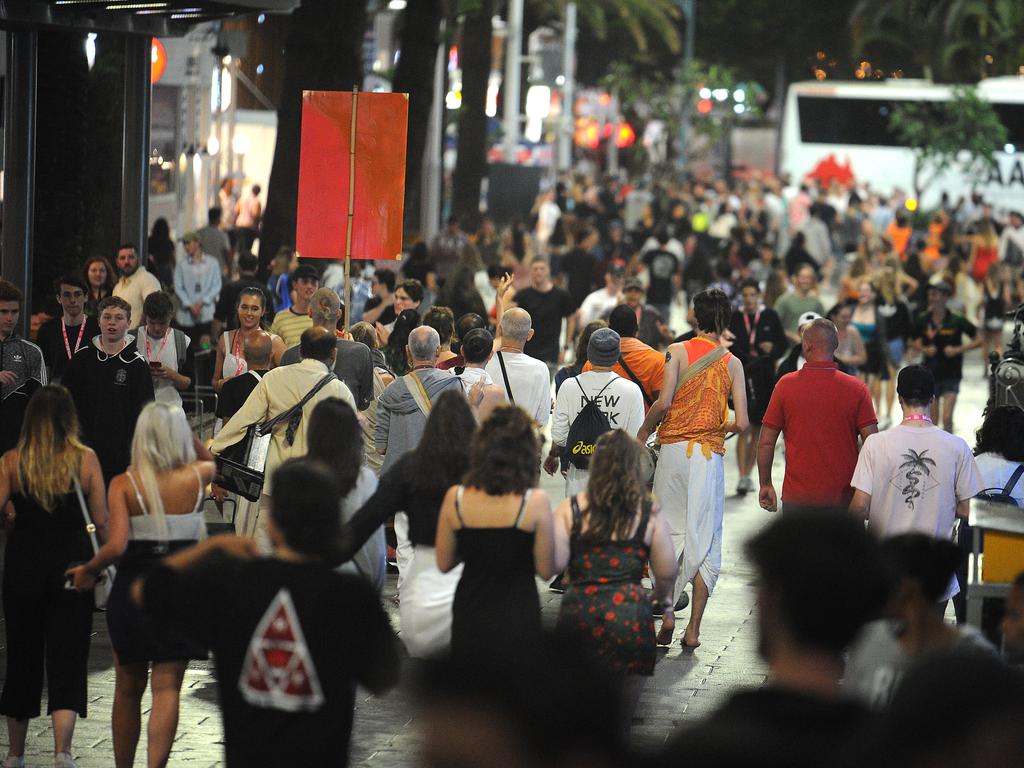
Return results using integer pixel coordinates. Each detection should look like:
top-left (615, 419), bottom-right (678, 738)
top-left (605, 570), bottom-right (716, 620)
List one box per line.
top-left (0, 168), bottom-right (1023, 767)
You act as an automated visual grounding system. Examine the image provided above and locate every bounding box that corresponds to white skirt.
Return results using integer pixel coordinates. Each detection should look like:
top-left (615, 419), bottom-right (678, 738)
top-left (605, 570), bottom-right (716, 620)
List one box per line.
top-left (399, 545), bottom-right (464, 659)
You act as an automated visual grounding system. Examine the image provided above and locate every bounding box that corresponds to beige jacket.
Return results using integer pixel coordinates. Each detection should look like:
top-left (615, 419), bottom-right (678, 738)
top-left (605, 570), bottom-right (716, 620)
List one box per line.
top-left (211, 358), bottom-right (355, 495)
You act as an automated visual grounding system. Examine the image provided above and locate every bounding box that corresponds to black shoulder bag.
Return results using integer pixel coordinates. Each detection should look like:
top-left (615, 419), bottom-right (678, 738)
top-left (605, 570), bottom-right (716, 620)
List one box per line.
top-left (216, 372), bottom-right (337, 501)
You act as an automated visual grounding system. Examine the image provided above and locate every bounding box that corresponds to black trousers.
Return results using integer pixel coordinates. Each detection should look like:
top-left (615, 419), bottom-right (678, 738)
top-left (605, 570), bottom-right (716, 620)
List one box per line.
top-left (0, 569), bottom-right (94, 719)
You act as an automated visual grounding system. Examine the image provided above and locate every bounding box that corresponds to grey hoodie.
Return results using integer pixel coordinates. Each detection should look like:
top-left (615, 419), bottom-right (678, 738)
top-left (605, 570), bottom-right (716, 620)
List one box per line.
top-left (375, 368), bottom-right (462, 474)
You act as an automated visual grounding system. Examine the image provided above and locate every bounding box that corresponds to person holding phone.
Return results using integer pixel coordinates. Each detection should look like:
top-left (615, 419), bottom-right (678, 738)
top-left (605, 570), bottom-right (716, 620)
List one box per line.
top-left (0, 386), bottom-right (109, 768)
top-left (136, 292), bottom-right (192, 409)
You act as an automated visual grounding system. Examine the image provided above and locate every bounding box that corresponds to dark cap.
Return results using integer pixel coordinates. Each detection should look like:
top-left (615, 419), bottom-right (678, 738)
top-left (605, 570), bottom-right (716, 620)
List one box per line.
top-left (927, 279), bottom-right (953, 295)
top-left (291, 264), bottom-right (321, 284)
top-left (897, 365), bottom-right (935, 402)
top-left (461, 328), bottom-right (494, 364)
top-left (606, 260), bottom-right (626, 278)
top-left (623, 277), bottom-right (644, 293)
top-left (588, 327), bottom-right (621, 367)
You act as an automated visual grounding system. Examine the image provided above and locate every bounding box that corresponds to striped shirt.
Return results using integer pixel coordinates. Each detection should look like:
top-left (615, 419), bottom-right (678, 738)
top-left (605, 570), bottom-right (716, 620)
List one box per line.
top-left (269, 308), bottom-right (313, 349)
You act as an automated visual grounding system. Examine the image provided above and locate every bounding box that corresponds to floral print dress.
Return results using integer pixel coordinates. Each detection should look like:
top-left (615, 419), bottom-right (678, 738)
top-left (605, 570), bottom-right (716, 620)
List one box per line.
top-left (556, 496), bottom-right (656, 675)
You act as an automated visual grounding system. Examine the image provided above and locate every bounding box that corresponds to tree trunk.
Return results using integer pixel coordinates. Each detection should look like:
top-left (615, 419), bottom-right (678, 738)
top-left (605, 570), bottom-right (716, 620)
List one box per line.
top-left (261, 0), bottom-right (368, 272)
top-left (34, 31), bottom-right (89, 314)
top-left (450, 5), bottom-right (493, 227)
top-left (393, 0), bottom-right (444, 240)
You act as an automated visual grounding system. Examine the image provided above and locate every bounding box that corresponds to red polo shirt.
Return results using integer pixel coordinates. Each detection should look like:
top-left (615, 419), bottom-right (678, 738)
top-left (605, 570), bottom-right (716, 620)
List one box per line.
top-left (762, 360), bottom-right (877, 508)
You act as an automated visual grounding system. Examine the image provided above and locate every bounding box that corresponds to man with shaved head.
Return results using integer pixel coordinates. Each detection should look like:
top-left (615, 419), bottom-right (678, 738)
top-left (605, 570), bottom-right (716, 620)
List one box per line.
top-left (484, 307), bottom-right (553, 426)
top-left (757, 318), bottom-right (878, 513)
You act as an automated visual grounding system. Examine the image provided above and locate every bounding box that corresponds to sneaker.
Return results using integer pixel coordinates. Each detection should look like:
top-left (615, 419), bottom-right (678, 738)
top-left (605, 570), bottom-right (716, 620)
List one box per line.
top-left (3, 756), bottom-right (24, 768)
top-left (736, 476), bottom-right (754, 494)
top-left (55, 753), bottom-right (78, 768)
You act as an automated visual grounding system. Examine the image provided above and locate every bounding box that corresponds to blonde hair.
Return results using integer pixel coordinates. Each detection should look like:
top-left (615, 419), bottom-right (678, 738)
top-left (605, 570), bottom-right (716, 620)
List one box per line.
top-left (16, 386), bottom-right (87, 511)
top-left (130, 402), bottom-right (197, 539)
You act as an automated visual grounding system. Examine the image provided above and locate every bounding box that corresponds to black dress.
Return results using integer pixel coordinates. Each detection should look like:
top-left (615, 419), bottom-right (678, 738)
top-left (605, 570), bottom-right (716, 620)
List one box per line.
top-left (0, 488), bottom-right (94, 719)
top-left (450, 486), bottom-right (539, 657)
top-left (557, 497), bottom-right (655, 675)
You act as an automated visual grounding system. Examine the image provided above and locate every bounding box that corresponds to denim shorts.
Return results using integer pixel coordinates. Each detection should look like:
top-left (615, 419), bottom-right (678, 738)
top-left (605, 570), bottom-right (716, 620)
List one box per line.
top-left (886, 338), bottom-right (905, 366)
top-left (936, 378), bottom-right (961, 396)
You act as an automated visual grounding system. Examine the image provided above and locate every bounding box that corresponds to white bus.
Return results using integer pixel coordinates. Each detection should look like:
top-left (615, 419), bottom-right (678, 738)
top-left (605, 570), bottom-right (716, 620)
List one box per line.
top-left (779, 77), bottom-right (1024, 211)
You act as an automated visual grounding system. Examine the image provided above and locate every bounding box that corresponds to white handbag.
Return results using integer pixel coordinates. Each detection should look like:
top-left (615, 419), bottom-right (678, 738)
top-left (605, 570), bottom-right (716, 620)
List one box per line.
top-left (72, 476), bottom-right (116, 611)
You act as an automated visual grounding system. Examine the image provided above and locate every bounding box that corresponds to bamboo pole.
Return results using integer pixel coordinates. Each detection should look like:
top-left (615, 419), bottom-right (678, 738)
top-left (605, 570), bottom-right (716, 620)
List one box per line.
top-left (344, 86), bottom-right (359, 332)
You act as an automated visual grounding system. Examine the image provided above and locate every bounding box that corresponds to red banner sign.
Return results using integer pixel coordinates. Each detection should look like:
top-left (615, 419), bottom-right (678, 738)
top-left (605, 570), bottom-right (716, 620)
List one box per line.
top-left (296, 90), bottom-right (408, 260)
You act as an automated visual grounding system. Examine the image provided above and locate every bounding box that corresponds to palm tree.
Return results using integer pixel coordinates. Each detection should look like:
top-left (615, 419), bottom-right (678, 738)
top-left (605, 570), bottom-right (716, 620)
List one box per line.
top-left (943, 0), bottom-right (1024, 79)
top-left (850, 0), bottom-right (955, 81)
top-left (450, 0), bottom-right (681, 225)
top-left (899, 448), bottom-right (937, 509)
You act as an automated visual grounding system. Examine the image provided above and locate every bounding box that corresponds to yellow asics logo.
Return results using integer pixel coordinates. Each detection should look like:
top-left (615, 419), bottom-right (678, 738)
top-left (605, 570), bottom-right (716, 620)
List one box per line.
top-left (571, 441), bottom-right (595, 456)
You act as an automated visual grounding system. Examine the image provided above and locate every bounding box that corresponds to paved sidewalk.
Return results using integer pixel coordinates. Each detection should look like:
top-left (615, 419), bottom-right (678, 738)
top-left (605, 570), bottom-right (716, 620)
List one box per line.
top-left (0, 356), bottom-right (990, 766)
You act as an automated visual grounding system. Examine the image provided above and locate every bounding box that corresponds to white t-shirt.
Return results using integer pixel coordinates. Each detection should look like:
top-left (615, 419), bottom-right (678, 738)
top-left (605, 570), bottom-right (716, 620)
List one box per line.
top-left (851, 424), bottom-right (982, 601)
top-left (457, 365), bottom-right (494, 395)
top-left (852, 424), bottom-right (982, 540)
top-left (136, 327), bottom-right (189, 408)
top-left (551, 371), bottom-right (645, 447)
top-left (578, 288), bottom-right (622, 326)
top-left (550, 370), bottom-right (646, 499)
top-left (974, 452), bottom-right (1024, 506)
top-left (485, 350), bottom-right (552, 426)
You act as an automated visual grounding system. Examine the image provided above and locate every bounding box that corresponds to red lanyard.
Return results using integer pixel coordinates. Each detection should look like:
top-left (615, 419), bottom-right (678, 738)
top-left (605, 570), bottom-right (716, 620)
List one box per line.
top-left (145, 329), bottom-right (171, 362)
top-left (743, 310), bottom-right (761, 349)
top-left (231, 330), bottom-right (247, 376)
top-left (62, 319), bottom-right (86, 360)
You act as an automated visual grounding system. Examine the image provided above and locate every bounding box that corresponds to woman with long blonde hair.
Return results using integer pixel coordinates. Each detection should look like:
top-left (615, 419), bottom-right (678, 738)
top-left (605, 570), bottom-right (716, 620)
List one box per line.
top-left (0, 385), bottom-right (109, 768)
top-left (104, 402), bottom-right (215, 768)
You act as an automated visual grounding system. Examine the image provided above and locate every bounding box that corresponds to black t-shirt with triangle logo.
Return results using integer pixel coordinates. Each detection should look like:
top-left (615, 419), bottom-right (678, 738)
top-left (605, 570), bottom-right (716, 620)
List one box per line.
top-left (143, 552), bottom-right (399, 766)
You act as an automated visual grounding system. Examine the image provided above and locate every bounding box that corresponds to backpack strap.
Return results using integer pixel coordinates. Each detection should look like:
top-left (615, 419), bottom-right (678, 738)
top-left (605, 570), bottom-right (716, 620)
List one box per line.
top-left (496, 351), bottom-right (516, 404)
top-left (618, 355), bottom-right (654, 406)
top-left (174, 329), bottom-right (188, 368)
top-left (513, 489), bottom-right (531, 529)
top-left (1002, 464), bottom-right (1024, 498)
top-left (404, 371), bottom-right (433, 418)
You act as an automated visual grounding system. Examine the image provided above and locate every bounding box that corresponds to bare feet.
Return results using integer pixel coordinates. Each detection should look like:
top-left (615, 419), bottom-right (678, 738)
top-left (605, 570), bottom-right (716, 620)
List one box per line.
top-left (656, 613), bottom-right (675, 646)
top-left (681, 627), bottom-right (700, 649)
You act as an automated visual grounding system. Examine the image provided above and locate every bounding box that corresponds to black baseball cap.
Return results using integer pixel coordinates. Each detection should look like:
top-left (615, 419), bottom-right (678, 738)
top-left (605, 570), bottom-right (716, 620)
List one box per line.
top-left (897, 365), bottom-right (935, 401)
top-left (291, 264), bottom-right (321, 283)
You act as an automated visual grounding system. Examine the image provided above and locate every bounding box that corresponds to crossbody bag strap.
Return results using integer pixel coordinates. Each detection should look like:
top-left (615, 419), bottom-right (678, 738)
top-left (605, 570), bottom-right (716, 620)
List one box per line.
top-left (72, 476), bottom-right (102, 557)
top-left (617, 355), bottom-right (653, 406)
top-left (404, 371), bottom-right (433, 418)
top-left (259, 372), bottom-right (336, 437)
top-left (673, 345), bottom-right (727, 398)
top-left (496, 351), bottom-right (515, 404)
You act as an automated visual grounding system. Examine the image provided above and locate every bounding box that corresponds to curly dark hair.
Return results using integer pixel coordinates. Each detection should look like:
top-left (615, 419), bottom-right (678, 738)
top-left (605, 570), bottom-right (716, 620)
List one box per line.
top-left (975, 405), bottom-right (1024, 462)
top-left (412, 390), bottom-right (477, 498)
top-left (463, 406), bottom-right (539, 495)
top-left (583, 430), bottom-right (651, 542)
